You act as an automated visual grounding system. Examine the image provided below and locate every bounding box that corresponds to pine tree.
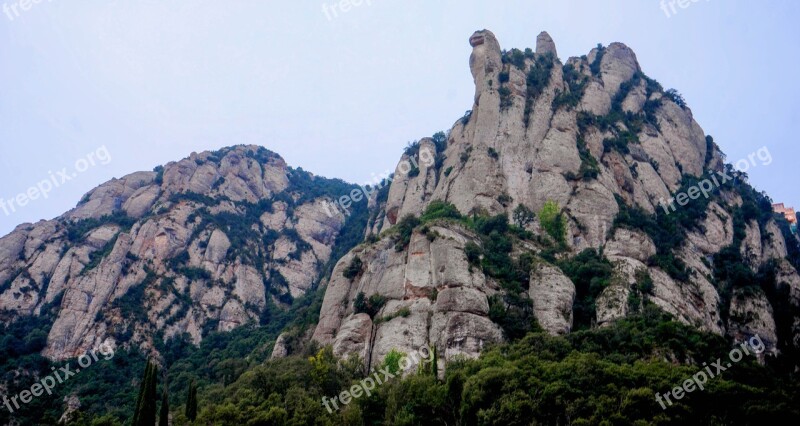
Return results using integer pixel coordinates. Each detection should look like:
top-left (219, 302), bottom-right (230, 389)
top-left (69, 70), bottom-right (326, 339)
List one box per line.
top-left (185, 379), bottom-right (198, 422)
top-left (159, 384), bottom-right (170, 426)
top-left (133, 360), bottom-right (159, 426)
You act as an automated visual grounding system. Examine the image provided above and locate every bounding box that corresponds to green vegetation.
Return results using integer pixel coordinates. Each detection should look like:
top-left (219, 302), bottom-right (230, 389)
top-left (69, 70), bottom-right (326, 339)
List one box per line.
top-left (497, 70), bottom-right (509, 83)
top-left (64, 212), bottom-right (136, 244)
top-left (460, 110), bottom-right (472, 125)
top-left (590, 43), bottom-right (606, 76)
top-left (153, 165), bottom-right (164, 185)
top-left (132, 360), bottom-right (159, 426)
top-left (501, 48), bottom-right (526, 70)
top-left (512, 204), bottom-right (535, 228)
top-left (393, 214), bottom-right (421, 251)
top-left (664, 88), bottom-right (687, 108)
top-left (375, 306), bottom-right (411, 324)
top-left (524, 52), bottom-right (555, 124)
top-left (185, 380), bottom-right (198, 422)
top-left (460, 146), bottom-right (473, 165)
top-left (421, 200), bottom-right (462, 222)
top-left (353, 292), bottom-right (387, 318)
top-left (73, 307), bottom-right (797, 425)
top-left (497, 86), bottom-right (513, 110)
top-left (552, 63), bottom-right (588, 110)
top-left (159, 386), bottom-right (170, 426)
top-left (539, 200), bottom-right (566, 244)
top-left (613, 194), bottom-right (691, 282)
top-left (81, 235), bottom-right (120, 275)
top-left (557, 248), bottom-right (614, 330)
top-left (576, 135), bottom-right (600, 179)
top-left (343, 256), bottom-right (363, 280)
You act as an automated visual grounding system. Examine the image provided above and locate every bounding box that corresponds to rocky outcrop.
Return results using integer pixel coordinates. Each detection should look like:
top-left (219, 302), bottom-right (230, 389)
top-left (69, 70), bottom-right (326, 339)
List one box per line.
top-left (3, 29), bottom-right (800, 371)
top-left (313, 223), bottom-right (503, 366)
top-left (315, 29), bottom-right (800, 367)
top-left (528, 263), bottom-right (574, 334)
top-left (0, 145), bottom-right (359, 360)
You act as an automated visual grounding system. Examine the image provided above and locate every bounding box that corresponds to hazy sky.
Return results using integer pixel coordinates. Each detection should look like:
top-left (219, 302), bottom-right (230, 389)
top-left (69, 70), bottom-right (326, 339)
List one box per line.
top-left (1, 0), bottom-right (798, 236)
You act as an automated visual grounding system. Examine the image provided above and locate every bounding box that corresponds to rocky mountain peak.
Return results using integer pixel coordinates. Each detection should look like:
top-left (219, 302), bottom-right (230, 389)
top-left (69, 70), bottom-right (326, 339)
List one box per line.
top-left (535, 31), bottom-right (557, 57)
top-left (0, 145), bottom-right (366, 360)
top-left (315, 29), bottom-right (800, 371)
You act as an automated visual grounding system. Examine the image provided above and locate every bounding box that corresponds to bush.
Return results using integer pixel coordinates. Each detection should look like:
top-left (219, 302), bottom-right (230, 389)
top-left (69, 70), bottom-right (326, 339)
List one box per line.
top-left (512, 204), bottom-right (535, 228)
top-left (590, 43), bottom-right (605, 76)
top-left (498, 86), bottom-right (513, 110)
top-left (497, 193), bottom-right (512, 206)
top-left (464, 242), bottom-right (482, 267)
top-left (539, 201), bottom-right (566, 244)
top-left (557, 249), bottom-right (614, 329)
top-left (577, 136), bottom-right (600, 179)
top-left (498, 71), bottom-right (509, 83)
top-left (343, 256), bottom-right (363, 280)
top-left (524, 52), bottom-right (555, 123)
top-left (664, 88), bottom-right (687, 108)
top-left (421, 201), bottom-right (462, 222)
top-left (394, 215), bottom-right (421, 251)
top-left (353, 292), bottom-right (386, 318)
top-left (502, 48), bottom-right (526, 69)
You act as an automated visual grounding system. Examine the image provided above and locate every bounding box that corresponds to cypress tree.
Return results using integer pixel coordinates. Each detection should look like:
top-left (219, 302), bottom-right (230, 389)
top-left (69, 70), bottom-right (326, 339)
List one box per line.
top-left (431, 345), bottom-right (438, 377)
top-left (133, 360), bottom-right (159, 426)
top-left (185, 379), bottom-right (198, 422)
top-left (159, 384), bottom-right (170, 426)
top-left (132, 362), bottom-right (151, 426)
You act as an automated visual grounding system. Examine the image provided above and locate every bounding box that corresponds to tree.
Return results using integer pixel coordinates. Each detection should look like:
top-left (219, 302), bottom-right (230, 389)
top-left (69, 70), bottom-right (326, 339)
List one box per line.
top-left (185, 380), bottom-right (198, 422)
top-left (159, 385), bottom-right (170, 426)
top-left (512, 204), bottom-right (535, 228)
top-left (343, 256), bottom-right (363, 280)
top-left (539, 200), bottom-right (566, 243)
top-left (132, 360), bottom-right (158, 426)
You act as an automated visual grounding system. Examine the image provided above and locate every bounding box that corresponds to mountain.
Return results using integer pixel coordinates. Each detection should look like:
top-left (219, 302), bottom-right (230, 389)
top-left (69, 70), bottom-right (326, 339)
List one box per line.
top-left (1, 29), bottom-right (799, 424)
top-left (0, 145), bottom-right (367, 360)
top-left (311, 30), bottom-right (800, 370)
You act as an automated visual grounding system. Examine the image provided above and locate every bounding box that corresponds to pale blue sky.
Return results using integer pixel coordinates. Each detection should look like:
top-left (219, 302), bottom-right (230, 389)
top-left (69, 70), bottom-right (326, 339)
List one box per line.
top-left (1, 0), bottom-right (798, 236)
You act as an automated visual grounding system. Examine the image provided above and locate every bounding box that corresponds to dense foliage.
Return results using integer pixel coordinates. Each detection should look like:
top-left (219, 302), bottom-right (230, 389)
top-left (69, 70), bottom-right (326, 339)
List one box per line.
top-left (57, 307), bottom-right (797, 425)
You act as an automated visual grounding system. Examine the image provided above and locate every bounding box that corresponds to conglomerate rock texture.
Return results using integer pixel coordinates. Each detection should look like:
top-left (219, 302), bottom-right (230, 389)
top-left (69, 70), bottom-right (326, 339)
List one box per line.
top-left (313, 30), bottom-right (800, 366)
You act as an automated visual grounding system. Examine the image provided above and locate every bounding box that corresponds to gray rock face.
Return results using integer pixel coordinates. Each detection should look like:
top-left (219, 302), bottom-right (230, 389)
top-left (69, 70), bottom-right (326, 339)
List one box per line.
top-left (536, 31), bottom-right (557, 57)
top-left (316, 29), bottom-right (800, 367)
top-left (0, 145), bottom-right (353, 360)
top-left (3, 29), bottom-right (800, 370)
top-left (528, 263), bottom-right (575, 334)
top-left (313, 224), bottom-right (503, 367)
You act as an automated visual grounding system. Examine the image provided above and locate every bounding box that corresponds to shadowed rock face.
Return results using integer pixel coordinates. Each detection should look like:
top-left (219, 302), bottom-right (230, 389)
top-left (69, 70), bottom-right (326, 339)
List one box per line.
top-left (0, 145), bottom-right (359, 360)
top-left (315, 29), bottom-right (800, 366)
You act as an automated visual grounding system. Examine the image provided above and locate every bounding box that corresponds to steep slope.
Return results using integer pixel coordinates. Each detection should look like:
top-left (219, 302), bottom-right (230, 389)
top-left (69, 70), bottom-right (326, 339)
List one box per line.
top-left (314, 30), bottom-right (800, 369)
top-left (0, 145), bottom-right (367, 360)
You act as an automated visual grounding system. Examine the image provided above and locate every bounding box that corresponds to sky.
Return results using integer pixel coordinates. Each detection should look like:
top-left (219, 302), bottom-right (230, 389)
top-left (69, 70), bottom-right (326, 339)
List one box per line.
top-left (1, 0), bottom-right (798, 236)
